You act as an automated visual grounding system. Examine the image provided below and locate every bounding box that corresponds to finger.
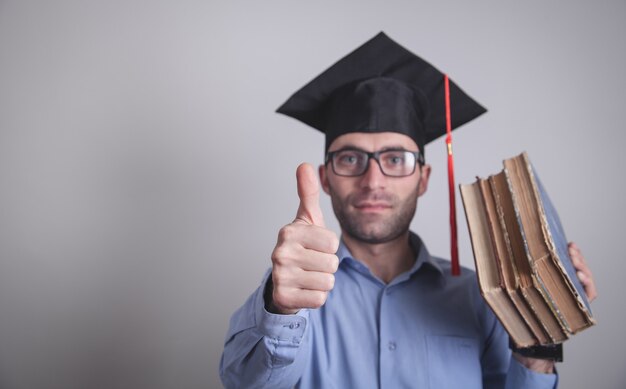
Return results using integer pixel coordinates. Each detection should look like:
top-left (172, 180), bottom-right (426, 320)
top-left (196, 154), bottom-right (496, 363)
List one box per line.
top-left (569, 241), bottom-right (580, 253)
top-left (586, 282), bottom-right (598, 302)
top-left (569, 242), bottom-right (584, 263)
top-left (577, 270), bottom-right (598, 302)
top-left (568, 243), bottom-right (597, 301)
top-left (273, 287), bottom-right (329, 311)
top-left (580, 270), bottom-right (597, 302)
top-left (295, 251), bottom-right (339, 274)
top-left (569, 243), bottom-right (592, 277)
top-left (272, 246), bottom-right (338, 275)
top-left (276, 224), bottom-right (339, 254)
top-left (295, 270), bottom-right (336, 291)
top-left (272, 243), bottom-right (338, 274)
top-left (294, 163), bottom-right (325, 227)
top-left (272, 264), bottom-right (336, 290)
top-left (570, 249), bottom-right (587, 271)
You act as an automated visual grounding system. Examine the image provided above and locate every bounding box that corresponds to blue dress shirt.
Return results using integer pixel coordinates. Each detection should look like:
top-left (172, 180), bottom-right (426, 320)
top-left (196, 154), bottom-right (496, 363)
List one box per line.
top-left (220, 233), bottom-right (558, 388)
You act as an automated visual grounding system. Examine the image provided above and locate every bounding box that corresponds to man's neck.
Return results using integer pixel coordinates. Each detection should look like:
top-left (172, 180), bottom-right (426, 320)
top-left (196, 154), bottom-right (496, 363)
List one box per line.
top-left (342, 231), bottom-right (416, 284)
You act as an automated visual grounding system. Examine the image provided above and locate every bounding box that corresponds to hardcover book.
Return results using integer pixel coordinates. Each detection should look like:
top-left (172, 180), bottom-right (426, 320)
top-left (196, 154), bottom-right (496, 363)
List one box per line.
top-left (460, 152), bottom-right (594, 347)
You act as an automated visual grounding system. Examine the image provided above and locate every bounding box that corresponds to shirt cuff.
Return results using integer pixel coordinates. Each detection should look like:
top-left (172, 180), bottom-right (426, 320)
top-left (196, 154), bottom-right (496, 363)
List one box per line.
top-left (254, 272), bottom-right (309, 343)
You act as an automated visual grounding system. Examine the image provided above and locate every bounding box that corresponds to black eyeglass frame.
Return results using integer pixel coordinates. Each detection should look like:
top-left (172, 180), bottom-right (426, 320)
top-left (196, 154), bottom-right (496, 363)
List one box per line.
top-left (325, 147), bottom-right (425, 177)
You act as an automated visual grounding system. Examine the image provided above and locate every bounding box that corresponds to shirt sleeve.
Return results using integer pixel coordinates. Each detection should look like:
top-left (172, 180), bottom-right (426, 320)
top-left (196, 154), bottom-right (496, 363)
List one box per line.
top-left (219, 270), bottom-right (311, 389)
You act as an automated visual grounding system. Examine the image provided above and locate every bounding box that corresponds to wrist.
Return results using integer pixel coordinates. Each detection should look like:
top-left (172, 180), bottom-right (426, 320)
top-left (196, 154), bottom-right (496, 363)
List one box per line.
top-left (513, 352), bottom-right (555, 374)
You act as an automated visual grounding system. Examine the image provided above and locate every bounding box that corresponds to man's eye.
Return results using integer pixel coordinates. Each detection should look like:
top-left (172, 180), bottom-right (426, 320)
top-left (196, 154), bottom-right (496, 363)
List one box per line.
top-left (341, 156), bottom-right (356, 164)
top-left (337, 153), bottom-right (361, 165)
top-left (384, 153), bottom-right (406, 165)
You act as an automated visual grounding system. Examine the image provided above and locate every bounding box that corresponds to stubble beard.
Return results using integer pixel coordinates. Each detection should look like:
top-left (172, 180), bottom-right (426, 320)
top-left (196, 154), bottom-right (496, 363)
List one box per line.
top-left (329, 185), bottom-right (419, 245)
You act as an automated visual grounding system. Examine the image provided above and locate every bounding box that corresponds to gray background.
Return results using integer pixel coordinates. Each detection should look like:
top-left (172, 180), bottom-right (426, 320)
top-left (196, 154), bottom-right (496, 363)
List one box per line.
top-left (0, 1), bottom-right (624, 388)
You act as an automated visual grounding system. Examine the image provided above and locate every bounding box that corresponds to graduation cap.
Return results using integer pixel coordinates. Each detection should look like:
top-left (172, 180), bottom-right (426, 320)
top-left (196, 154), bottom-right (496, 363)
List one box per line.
top-left (277, 32), bottom-right (487, 275)
top-left (276, 31), bottom-right (486, 155)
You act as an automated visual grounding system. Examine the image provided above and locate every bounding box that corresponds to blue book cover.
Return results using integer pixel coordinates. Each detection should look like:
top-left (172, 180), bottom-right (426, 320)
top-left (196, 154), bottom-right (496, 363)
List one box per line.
top-left (529, 159), bottom-right (594, 316)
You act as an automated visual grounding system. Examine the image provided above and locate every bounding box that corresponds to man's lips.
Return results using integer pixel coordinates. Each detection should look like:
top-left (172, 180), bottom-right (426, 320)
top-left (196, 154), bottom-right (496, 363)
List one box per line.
top-left (351, 192), bottom-right (395, 212)
top-left (353, 202), bottom-right (392, 211)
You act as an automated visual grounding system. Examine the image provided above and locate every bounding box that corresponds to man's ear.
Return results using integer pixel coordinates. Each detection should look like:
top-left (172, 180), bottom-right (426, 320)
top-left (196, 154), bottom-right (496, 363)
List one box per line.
top-left (417, 164), bottom-right (432, 197)
top-left (319, 164), bottom-right (331, 195)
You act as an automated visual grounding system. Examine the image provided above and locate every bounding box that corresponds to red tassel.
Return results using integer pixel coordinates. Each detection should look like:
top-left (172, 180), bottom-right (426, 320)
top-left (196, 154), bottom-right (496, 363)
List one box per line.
top-left (444, 74), bottom-right (460, 276)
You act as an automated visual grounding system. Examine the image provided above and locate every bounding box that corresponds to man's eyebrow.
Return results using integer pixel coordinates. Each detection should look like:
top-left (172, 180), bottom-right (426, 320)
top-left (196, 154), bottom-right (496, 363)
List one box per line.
top-left (378, 145), bottom-right (411, 151)
top-left (334, 144), bottom-right (411, 152)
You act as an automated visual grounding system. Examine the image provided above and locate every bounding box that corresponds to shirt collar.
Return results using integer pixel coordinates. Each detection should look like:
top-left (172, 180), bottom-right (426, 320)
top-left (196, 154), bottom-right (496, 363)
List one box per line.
top-left (336, 231), bottom-right (444, 278)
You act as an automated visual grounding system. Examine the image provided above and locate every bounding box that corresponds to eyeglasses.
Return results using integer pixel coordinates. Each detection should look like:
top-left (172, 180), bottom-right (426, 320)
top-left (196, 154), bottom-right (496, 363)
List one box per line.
top-left (325, 148), bottom-right (424, 177)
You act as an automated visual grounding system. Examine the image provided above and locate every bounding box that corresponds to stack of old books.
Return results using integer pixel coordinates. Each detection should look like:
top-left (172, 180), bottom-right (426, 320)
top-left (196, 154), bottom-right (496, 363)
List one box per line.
top-left (460, 152), bottom-right (595, 347)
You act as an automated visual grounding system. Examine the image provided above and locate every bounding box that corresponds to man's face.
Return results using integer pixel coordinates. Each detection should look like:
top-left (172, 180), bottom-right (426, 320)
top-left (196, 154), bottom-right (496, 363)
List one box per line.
top-left (319, 132), bottom-right (431, 244)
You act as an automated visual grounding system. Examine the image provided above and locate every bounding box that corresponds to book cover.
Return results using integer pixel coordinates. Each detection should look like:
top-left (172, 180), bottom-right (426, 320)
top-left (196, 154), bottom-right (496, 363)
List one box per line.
top-left (519, 153), bottom-right (594, 331)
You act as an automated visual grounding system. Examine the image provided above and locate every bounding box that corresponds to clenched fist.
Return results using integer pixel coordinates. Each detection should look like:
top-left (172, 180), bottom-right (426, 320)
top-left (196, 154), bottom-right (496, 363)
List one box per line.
top-left (267, 163), bottom-right (340, 315)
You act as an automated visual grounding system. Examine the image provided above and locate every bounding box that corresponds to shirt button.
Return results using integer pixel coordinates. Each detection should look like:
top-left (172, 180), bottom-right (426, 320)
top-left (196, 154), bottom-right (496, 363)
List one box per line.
top-left (388, 341), bottom-right (396, 351)
top-left (288, 322), bottom-right (300, 330)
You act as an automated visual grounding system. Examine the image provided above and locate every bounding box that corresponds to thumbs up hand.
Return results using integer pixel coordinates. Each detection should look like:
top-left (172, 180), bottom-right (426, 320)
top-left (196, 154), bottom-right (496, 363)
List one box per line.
top-left (268, 163), bottom-right (340, 315)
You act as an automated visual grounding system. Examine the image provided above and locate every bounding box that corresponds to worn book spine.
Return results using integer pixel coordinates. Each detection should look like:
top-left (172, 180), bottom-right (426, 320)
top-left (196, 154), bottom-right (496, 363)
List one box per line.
top-left (488, 173), bottom-right (549, 345)
top-left (460, 181), bottom-right (537, 347)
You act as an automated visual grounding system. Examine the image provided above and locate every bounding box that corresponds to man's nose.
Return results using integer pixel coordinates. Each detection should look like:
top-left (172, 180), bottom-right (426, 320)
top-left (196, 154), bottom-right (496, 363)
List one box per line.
top-left (359, 158), bottom-right (386, 189)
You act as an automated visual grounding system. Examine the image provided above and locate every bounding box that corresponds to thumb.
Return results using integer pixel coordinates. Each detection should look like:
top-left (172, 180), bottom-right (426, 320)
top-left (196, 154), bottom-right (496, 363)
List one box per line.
top-left (294, 163), bottom-right (325, 227)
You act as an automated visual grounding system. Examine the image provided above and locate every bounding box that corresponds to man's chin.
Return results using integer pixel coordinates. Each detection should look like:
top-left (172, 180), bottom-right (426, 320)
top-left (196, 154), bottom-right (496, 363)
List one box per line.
top-left (346, 231), bottom-right (403, 245)
top-left (344, 223), bottom-right (405, 244)
top-left (349, 214), bottom-right (387, 228)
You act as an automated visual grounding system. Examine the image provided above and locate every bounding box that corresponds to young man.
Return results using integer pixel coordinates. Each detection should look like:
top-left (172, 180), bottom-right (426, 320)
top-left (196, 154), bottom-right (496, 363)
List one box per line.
top-left (220, 32), bottom-right (596, 389)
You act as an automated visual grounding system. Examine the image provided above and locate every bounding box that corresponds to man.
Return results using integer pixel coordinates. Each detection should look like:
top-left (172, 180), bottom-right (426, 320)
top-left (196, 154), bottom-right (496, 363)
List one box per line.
top-left (220, 32), bottom-right (596, 388)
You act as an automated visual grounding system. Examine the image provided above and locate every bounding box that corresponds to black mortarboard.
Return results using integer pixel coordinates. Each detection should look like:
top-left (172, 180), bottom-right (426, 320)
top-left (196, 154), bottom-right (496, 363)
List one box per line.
top-left (276, 31), bottom-right (486, 155)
